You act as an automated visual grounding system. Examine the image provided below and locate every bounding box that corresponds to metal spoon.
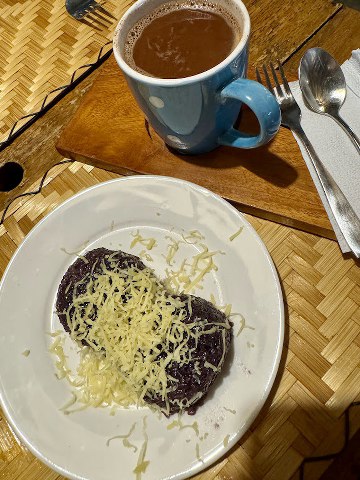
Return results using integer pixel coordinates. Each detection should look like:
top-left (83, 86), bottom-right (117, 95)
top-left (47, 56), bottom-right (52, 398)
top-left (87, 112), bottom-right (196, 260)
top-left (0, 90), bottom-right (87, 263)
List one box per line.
top-left (299, 47), bottom-right (360, 153)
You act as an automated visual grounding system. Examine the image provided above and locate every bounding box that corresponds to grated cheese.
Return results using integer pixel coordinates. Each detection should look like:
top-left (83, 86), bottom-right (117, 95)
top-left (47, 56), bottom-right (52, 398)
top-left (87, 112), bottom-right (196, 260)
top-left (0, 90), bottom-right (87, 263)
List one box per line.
top-left (50, 334), bottom-right (140, 410)
top-left (167, 416), bottom-right (199, 436)
top-left (52, 228), bottom-right (232, 417)
top-left (130, 230), bottom-right (157, 250)
top-left (48, 329), bottom-right (63, 337)
top-left (133, 417), bottom-right (149, 479)
top-left (22, 349), bottom-right (30, 357)
top-left (229, 227), bottom-right (244, 242)
top-left (49, 335), bottom-right (72, 380)
top-left (107, 423), bottom-right (137, 447)
top-left (224, 407), bottom-right (236, 415)
top-left (209, 294), bottom-right (233, 317)
top-left (123, 438), bottom-right (138, 453)
top-left (236, 315), bottom-right (255, 337)
top-left (204, 361), bottom-right (218, 373)
top-left (55, 250), bottom-right (230, 415)
top-left (60, 392), bottom-right (78, 413)
top-left (60, 240), bottom-right (89, 258)
top-left (195, 443), bottom-right (203, 463)
top-left (62, 262), bottom-right (188, 413)
top-left (163, 236), bottom-right (181, 266)
top-left (139, 250), bottom-right (153, 262)
top-left (181, 230), bottom-right (204, 244)
top-left (165, 244), bottom-right (222, 294)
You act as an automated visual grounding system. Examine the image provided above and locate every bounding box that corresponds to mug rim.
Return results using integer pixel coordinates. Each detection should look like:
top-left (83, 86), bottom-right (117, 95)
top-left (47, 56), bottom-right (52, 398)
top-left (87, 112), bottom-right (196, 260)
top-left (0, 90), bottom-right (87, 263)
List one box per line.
top-left (113, 0), bottom-right (250, 86)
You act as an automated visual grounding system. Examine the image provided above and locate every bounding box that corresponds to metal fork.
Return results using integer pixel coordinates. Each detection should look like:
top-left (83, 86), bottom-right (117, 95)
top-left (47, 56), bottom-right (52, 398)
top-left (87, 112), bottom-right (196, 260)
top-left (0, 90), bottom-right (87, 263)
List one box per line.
top-left (65, 0), bottom-right (101, 20)
top-left (256, 62), bottom-right (360, 258)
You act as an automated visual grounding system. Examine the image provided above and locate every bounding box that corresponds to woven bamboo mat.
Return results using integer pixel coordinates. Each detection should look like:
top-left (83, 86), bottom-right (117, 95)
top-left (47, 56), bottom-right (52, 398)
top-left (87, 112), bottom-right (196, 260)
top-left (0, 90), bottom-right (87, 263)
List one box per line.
top-left (0, 161), bottom-right (360, 480)
top-left (0, 0), bottom-right (134, 144)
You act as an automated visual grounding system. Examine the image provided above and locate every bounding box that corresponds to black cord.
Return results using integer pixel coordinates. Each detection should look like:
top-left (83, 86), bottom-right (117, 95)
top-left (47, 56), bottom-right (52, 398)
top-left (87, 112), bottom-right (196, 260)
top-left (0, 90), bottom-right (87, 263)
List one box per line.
top-left (0, 41), bottom-right (113, 152)
top-left (0, 40), bottom-right (115, 225)
top-left (0, 159), bottom-right (74, 226)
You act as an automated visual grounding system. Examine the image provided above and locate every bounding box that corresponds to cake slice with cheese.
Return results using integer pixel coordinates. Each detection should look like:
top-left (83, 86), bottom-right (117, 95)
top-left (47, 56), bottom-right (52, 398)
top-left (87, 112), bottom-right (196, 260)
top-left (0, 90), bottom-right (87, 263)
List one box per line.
top-left (56, 248), bottom-right (232, 416)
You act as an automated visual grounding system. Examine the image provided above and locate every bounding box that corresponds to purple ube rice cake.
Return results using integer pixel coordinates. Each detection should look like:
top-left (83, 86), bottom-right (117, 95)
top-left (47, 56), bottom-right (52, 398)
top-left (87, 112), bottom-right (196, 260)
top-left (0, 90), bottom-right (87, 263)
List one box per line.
top-left (56, 248), bottom-right (232, 415)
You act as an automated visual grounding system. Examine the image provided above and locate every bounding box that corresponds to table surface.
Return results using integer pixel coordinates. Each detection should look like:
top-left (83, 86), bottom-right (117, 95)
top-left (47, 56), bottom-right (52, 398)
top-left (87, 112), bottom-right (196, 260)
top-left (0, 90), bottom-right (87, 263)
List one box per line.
top-left (0, 0), bottom-right (134, 144)
top-left (0, 2), bottom-right (360, 480)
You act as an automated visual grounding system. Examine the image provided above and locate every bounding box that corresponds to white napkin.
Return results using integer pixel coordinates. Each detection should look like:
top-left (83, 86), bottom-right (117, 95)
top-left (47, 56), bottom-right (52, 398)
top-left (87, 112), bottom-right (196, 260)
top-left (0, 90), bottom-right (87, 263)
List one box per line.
top-left (289, 49), bottom-right (360, 253)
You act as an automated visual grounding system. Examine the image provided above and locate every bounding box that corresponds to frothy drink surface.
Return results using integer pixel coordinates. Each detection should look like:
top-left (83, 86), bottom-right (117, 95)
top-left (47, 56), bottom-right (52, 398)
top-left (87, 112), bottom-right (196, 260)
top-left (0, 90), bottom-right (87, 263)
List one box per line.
top-left (124, 2), bottom-right (240, 79)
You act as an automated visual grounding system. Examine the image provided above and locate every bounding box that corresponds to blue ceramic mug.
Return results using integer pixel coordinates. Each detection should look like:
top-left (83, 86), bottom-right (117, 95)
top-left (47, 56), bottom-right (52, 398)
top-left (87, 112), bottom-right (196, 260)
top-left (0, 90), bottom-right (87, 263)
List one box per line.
top-left (113, 0), bottom-right (281, 155)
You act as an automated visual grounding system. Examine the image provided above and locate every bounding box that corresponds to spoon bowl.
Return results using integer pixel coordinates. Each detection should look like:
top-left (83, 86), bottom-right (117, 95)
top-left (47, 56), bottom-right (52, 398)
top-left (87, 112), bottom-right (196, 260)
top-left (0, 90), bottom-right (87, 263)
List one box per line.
top-left (299, 47), bottom-right (346, 114)
top-left (299, 47), bottom-right (360, 152)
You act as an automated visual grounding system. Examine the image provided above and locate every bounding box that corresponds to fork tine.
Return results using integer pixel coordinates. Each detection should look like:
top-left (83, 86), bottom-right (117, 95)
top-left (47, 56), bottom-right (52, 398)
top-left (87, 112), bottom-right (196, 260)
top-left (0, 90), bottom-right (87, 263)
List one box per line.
top-left (96, 5), bottom-right (116, 20)
top-left (255, 67), bottom-right (262, 85)
top-left (278, 61), bottom-right (292, 96)
top-left (85, 12), bottom-right (108, 28)
top-left (66, 0), bottom-right (102, 20)
top-left (269, 62), bottom-right (283, 98)
top-left (80, 17), bottom-right (102, 30)
top-left (261, 65), bottom-right (273, 92)
top-left (89, 8), bottom-right (112, 24)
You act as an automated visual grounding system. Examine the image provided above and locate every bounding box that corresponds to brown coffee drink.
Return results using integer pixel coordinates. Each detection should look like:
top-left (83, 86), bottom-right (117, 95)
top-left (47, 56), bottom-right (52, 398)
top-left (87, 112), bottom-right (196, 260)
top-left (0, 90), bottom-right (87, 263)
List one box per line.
top-left (124, 1), bottom-right (241, 79)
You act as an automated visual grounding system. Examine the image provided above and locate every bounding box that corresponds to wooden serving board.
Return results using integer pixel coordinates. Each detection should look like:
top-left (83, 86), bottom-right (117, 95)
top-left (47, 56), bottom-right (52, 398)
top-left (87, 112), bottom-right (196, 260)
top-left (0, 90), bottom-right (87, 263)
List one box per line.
top-left (56, 55), bottom-right (334, 239)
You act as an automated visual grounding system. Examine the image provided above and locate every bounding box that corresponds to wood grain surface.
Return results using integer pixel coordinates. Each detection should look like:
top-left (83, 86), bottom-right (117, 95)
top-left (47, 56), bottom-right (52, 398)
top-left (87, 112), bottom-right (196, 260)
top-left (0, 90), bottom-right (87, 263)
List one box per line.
top-left (285, 7), bottom-right (360, 69)
top-left (0, 0), bottom-right (135, 142)
top-left (56, 56), bottom-right (335, 238)
top-left (54, 0), bottom-right (346, 240)
top-left (0, 68), bottom-right (99, 217)
top-left (0, 0), bottom-right (340, 218)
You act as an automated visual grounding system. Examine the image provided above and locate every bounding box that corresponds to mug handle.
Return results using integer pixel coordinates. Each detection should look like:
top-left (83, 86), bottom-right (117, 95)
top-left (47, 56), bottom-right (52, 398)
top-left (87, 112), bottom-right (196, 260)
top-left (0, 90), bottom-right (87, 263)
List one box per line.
top-left (218, 79), bottom-right (281, 149)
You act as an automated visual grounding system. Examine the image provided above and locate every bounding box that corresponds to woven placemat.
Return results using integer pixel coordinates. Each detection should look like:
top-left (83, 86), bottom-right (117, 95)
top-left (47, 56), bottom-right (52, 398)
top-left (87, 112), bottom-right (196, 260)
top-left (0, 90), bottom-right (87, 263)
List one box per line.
top-left (0, 161), bottom-right (360, 480)
top-left (0, 0), bottom-right (134, 145)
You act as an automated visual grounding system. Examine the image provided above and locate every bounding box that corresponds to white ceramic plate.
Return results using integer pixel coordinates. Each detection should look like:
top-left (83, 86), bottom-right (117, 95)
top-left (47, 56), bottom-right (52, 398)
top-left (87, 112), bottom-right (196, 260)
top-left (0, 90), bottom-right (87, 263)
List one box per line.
top-left (0, 176), bottom-right (283, 480)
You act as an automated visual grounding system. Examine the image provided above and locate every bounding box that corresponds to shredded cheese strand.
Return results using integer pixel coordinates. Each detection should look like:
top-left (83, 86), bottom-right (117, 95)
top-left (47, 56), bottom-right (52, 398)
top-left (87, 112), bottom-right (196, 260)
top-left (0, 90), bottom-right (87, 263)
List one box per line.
top-left (229, 227), bottom-right (243, 242)
top-left (130, 230), bottom-right (157, 250)
top-left (133, 417), bottom-right (149, 479)
top-left (106, 423), bottom-right (137, 447)
top-left (236, 315), bottom-right (255, 337)
top-left (165, 244), bottom-right (221, 294)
